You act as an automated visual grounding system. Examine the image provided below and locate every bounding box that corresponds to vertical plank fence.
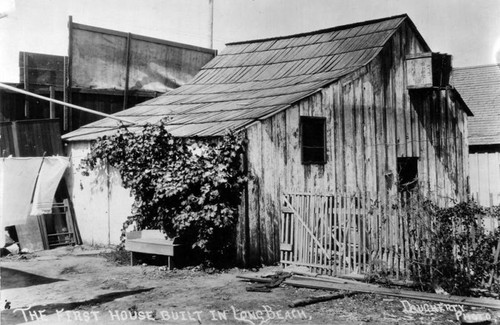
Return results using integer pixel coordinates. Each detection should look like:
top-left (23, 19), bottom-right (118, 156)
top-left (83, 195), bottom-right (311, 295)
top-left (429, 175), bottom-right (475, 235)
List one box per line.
top-left (280, 192), bottom-right (499, 282)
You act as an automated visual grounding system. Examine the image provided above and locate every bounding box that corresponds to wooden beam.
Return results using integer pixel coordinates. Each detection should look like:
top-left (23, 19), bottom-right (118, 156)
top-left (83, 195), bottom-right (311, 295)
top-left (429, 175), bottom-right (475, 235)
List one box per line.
top-left (49, 86), bottom-right (56, 119)
top-left (489, 239), bottom-right (500, 287)
top-left (236, 275), bottom-right (273, 283)
top-left (285, 277), bottom-right (500, 310)
top-left (23, 52), bottom-right (29, 118)
top-left (11, 121), bottom-right (20, 157)
top-left (71, 21), bottom-right (217, 55)
top-left (289, 292), bottom-right (357, 308)
top-left (63, 56), bottom-right (69, 131)
top-left (123, 32), bottom-right (131, 110)
top-left (66, 16), bottom-right (73, 131)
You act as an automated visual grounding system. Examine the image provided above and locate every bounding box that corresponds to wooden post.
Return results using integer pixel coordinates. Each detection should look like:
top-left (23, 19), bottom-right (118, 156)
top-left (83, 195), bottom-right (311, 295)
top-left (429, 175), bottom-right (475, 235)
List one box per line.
top-left (66, 16), bottom-right (73, 131)
top-left (11, 121), bottom-right (20, 157)
top-left (63, 56), bottom-right (68, 131)
top-left (209, 0), bottom-right (214, 49)
top-left (107, 164), bottom-right (111, 245)
top-left (488, 239), bottom-right (500, 287)
top-left (23, 52), bottom-right (29, 118)
top-left (123, 33), bottom-right (132, 110)
top-left (49, 86), bottom-right (56, 119)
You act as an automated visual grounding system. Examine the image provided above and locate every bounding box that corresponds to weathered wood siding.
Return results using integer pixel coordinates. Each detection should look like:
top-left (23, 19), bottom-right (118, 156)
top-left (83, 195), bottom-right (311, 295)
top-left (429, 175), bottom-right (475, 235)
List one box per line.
top-left (240, 21), bottom-right (470, 265)
top-left (0, 119), bottom-right (63, 157)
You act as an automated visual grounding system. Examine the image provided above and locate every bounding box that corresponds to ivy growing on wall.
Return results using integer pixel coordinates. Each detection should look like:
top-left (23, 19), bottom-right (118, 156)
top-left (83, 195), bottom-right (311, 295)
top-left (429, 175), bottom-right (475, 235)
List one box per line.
top-left (80, 122), bottom-right (247, 263)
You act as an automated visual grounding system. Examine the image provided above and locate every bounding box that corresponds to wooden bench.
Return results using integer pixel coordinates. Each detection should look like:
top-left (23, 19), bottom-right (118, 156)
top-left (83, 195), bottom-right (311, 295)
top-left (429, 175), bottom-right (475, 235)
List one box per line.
top-left (125, 230), bottom-right (181, 269)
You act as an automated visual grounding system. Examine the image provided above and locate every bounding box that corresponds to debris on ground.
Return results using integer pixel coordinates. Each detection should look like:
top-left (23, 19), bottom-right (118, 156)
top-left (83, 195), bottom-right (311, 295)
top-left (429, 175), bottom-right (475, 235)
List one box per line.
top-left (286, 275), bottom-right (500, 310)
top-left (282, 265), bottom-right (317, 277)
top-left (238, 269), bottom-right (500, 311)
top-left (245, 271), bottom-right (291, 292)
top-left (289, 292), bottom-right (357, 307)
top-left (433, 284), bottom-right (450, 295)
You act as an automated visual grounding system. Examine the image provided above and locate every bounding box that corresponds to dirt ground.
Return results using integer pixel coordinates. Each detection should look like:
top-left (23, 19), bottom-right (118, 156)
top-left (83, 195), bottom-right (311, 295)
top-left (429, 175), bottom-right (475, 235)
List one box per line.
top-left (0, 246), bottom-right (495, 325)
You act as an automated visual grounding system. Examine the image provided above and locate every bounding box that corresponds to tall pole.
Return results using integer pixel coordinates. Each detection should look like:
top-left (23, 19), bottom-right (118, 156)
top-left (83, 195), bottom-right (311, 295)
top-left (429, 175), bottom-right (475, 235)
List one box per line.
top-left (123, 33), bottom-right (132, 110)
top-left (209, 0), bottom-right (214, 49)
top-left (23, 52), bottom-right (29, 118)
top-left (67, 15), bottom-right (73, 131)
top-left (49, 86), bottom-right (55, 119)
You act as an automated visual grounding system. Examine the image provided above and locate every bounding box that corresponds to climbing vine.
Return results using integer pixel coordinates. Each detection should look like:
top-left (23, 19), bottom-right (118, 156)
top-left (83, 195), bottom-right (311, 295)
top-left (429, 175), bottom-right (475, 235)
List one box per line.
top-left (410, 200), bottom-right (500, 295)
top-left (80, 122), bottom-right (247, 263)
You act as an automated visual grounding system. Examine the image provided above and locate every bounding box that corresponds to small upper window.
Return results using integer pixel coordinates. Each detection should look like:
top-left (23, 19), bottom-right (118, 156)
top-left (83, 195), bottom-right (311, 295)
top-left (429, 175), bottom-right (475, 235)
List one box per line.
top-left (397, 157), bottom-right (419, 193)
top-left (301, 116), bottom-right (326, 164)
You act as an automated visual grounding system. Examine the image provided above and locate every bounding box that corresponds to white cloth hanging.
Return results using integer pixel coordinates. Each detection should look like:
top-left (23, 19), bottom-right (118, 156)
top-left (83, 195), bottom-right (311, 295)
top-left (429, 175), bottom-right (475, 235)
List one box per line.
top-left (0, 157), bottom-right (69, 231)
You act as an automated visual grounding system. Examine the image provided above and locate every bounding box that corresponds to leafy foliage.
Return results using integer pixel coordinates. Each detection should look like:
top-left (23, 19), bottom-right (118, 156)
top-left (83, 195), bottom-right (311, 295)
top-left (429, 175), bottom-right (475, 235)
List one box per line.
top-left (410, 200), bottom-right (500, 295)
top-left (80, 122), bottom-right (247, 264)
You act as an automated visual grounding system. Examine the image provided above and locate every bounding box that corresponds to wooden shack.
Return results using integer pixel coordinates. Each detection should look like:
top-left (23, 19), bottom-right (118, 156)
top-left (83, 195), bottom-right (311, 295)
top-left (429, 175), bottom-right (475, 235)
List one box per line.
top-left (452, 64), bottom-right (500, 207)
top-left (63, 14), bottom-right (472, 266)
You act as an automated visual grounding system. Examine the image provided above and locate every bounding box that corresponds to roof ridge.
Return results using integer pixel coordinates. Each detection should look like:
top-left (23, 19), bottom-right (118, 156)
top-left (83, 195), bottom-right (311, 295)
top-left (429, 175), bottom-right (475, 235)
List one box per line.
top-left (453, 63), bottom-right (500, 70)
top-left (226, 14), bottom-right (409, 46)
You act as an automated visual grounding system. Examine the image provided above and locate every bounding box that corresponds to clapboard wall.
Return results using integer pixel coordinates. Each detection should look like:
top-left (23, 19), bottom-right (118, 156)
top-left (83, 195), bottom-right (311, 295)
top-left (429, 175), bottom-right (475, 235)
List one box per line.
top-left (470, 148), bottom-right (500, 207)
top-left (239, 21), bottom-right (470, 265)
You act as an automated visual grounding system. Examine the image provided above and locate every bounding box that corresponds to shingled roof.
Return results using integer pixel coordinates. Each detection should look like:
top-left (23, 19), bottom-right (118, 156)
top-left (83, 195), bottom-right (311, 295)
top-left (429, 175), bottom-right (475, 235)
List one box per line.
top-left (63, 14), bottom-right (428, 141)
top-left (451, 64), bottom-right (500, 146)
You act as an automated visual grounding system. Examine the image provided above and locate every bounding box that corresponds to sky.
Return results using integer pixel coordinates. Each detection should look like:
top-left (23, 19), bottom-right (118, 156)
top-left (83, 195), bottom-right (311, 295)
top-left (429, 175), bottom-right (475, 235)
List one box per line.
top-left (0, 0), bottom-right (499, 83)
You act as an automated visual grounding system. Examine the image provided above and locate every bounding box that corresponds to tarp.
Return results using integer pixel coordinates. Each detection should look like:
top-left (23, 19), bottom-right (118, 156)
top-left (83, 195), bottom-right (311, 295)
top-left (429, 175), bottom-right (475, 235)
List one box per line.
top-left (0, 156), bottom-right (70, 229)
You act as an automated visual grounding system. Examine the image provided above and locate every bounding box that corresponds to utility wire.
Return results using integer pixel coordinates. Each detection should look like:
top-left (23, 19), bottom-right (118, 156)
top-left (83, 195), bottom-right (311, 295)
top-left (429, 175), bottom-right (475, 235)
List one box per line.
top-left (0, 82), bottom-right (136, 125)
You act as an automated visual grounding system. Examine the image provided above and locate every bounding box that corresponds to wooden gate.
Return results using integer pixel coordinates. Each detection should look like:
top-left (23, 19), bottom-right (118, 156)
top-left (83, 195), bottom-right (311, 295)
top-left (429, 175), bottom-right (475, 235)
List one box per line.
top-left (280, 192), bottom-right (439, 278)
top-left (280, 192), bottom-right (372, 276)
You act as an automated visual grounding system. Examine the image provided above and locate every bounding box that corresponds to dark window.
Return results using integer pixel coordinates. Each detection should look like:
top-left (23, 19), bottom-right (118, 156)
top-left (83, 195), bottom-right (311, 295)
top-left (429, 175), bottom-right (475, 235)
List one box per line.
top-left (301, 117), bottom-right (326, 164)
top-left (397, 157), bottom-right (419, 193)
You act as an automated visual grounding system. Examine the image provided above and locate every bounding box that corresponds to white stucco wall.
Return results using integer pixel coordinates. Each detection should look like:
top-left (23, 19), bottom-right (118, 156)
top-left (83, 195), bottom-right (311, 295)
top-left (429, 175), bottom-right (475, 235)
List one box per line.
top-left (66, 141), bottom-right (134, 246)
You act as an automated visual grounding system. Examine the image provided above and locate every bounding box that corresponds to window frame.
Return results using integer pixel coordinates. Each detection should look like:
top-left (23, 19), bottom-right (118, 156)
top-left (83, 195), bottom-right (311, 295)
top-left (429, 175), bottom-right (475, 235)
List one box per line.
top-left (300, 116), bottom-right (327, 165)
top-left (396, 157), bottom-right (419, 193)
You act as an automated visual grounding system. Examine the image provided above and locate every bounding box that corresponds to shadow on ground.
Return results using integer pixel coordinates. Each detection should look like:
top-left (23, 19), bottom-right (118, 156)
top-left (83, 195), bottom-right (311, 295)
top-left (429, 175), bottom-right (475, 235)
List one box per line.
top-left (0, 288), bottom-right (153, 325)
top-left (1, 267), bottom-right (65, 289)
